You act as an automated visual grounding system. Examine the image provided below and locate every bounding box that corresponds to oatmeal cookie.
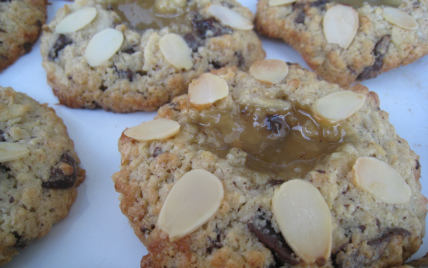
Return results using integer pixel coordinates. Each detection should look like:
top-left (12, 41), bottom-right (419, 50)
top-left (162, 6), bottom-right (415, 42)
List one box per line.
top-left (40, 0), bottom-right (265, 113)
top-left (0, 87), bottom-right (85, 265)
top-left (0, 0), bottom-right (47, 72)
top-left (112, 61), bottom-right (427, 267)
top-left (255, 0), bottom-right (428, 87)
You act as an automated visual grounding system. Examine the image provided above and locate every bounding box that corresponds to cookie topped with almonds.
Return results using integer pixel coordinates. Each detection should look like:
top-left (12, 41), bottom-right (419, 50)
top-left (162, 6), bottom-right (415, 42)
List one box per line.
top-left (0, 87), bottom-right (85, 265)
top-left (112, 60), bottom-right (426, 267)
top-left (40, 0), bottom-right (265, 113)
top-left (255, 0), bottom-right (428, 86)
top-left (0, 0), bottom-right (47, 71)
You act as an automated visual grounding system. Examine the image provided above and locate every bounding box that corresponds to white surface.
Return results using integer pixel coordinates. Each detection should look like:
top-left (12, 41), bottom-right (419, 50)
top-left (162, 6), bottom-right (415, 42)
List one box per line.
top-left (0, 0), bottom-right (427, 267)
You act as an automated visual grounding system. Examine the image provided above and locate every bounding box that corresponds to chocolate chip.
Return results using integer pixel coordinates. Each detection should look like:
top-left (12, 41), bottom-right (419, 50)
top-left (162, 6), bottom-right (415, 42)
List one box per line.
top-left (358, 225), bottom-right (366, 233)
top-left (13, 232), bottom-right (28, 249)
top-left (210, 61), bottom-right (224, 69)
top-left (141, 224), bottom-right (155, 234)
top-left (23, 42), bottom-right (32, 53)
top-left (42, 153), bottom-right (77, 189)
top-left (153, 147), bottom-right (164, 157)
top-left (136, 70), bottom-right (147, 76)
top-left (113, 65), bottom-right (133, 82)
top-left (122, 47), bottom-right (135, 54)
top-left (48, 34), bottom-right (72, 61)
top-left (183, 33), bottom-right (202, 52)
top-left (317, 170), bottom-right (326, 173)
top-left (207, 228), bottom-right (223, 253)
top-left (0, 130), bottom-right (5, 142)
top-left (295, 11), bottom-right (305, 24)
top-left (235, 52), bottom-right (245, 68)
top-left (416, 159), bottom-right (421, 170)
top-left (248, 220), bottom-right (299, 265)
top-left (99, 84), bottom-right (107, 91)
top-left (36, 20), bottom-right (42, 27)
top-left (0, 163), bottom-right (10, 173)
top-left (268, 180), bottom-right (286, 187)
top-left (192, 15), bottom-right (232, 40)
top-left (265, 115), bottom-right (289, 138)
top-left (367, 228), bottom-right (410, 247)
top-left (356, 35), bottom-right (391, 81)
top-left (9, 196), bottom-right (14, 203)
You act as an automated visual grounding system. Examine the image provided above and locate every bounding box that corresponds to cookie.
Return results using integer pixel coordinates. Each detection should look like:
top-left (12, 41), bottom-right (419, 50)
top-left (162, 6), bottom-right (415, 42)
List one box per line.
top-left (404, 252), bottom-right (428, 267)
top-left (255, 0), bottom-right (428, 87)
top-left (40, 0), bottom-right (265, 113)
top-left (0, 87), bottom-right (85, 265)
top-left (112, 60), bottom-right (427, 267)
top-left (0, 0), bottom-right (47, 71)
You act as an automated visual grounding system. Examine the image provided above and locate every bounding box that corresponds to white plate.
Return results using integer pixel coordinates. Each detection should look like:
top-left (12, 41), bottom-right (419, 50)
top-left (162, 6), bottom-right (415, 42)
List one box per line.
top-left (1, 1), bottom-right (427, 267)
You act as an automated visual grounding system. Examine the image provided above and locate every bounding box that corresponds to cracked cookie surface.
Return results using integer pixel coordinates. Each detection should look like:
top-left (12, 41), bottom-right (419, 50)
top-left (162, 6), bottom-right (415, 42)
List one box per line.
top-left (40, 0), bottom-right (265, 113)
top-left (112, 64), bottom-right (427, 267)
top-left (0, 87), bottom-right (85, 265)
top-left (0, 0), bottom-right (47, 71)
top-left (255, 0), bottom-right (428, 86)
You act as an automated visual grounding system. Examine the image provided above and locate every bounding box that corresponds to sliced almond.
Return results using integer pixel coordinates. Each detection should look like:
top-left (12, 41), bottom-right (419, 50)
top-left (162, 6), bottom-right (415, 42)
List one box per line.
top-left (382, 7), bottom-right (418, 30)
top-left (0, 142), bottom-right (30, 162)
top-left (124, 119), bottom-right (180, 141)
top-left (84, 28), bottom-right (124, 67)
top-left (250, 59), bottom-right (289, 84)
top-left (323, 5), bottom-right (359, 49)
top-left (158, 169), bottom-right (224, 241)
top-left (159, 33), bottom-right (193, 70)
top-left (55, 7), bottom-right (97, 33)
top-left (352, 157), bottom-right (411, 204)
top-left (207, 4), bottom-right (253, 30)
top-left (188, 73), bottom-right (229, 105)
top-left (312, 91), bottom-right (365, 124)
top-left (269, 0), bottom-right (297, 6)
top-left (272, 179), bottom-right (332, 263)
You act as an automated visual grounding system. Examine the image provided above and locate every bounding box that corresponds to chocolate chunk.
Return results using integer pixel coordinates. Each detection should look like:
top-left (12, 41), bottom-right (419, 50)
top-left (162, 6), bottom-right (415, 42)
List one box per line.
top-left (192, 15), bottom-right (232, 39)
top-left (0, 130), bottom-right (5, 142)
top-left (99, 84), bottom-right (107, 91)
top-left (317, 170), bottom-right (326, 173)
top-left (48, 34), bottom-right (72, 61)
top-left (42, 153), bottom-right (77, 189)
top-left (122, 47), bottom-right (135, 54)
top-left (36, 20), bottom-right (42, 27)
top-left (358, 225), bottom-right (366, 233)
top-left (113, 65), bottom-right (133, 82)
top-left (356, 35), bottom-right (391, 81)
top-left (248, 221), bottom-right (299, 265)
top-left (13, 232), bottom-right (28, 248)
top-left (136, 70), bottom-right (147, 76)
top-left (207, 228), bottom-right (223, 254)
top-left (9, 196), bottom-right (14, 203)
top-left (153, 147), bottom-right (164, 157)
top-left (416, 159), bottom-right (421, 170)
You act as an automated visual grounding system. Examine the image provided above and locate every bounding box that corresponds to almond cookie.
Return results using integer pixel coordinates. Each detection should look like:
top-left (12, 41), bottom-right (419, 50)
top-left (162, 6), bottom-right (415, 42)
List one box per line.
top-left (255, 0), bottom-right (428, 87)
top-left (0, 0), bottom-right (47, 71)
top-left (0, 87), bottom-right (85, 265)
top-left (112, 61), bottom-right (427, 267)
top-left (40, 0), bottom-right (265, 113)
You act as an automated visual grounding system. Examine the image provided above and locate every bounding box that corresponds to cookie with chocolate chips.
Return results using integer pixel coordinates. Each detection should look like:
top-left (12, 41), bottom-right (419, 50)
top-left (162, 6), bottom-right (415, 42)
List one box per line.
top-left (112, 61), bottom-right (427, 267)
top-left (255, 0), bottom-right (428, 87)
top-left (0, 87), bottom-right (85, 265)
top-left (0, 0), bottom-right (47, 71)
top-left (40, 0), bottom-right (265, 113)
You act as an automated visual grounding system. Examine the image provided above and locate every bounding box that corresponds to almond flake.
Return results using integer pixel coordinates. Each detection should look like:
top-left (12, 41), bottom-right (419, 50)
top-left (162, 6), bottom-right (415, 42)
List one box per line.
top-left (250, 59), bottom-right (289, 84)
top-left (323, 5), bottom-right (359, 48)
top-left (207, 4), bottom-right (253, 30)
top-left (352, 157), bottom-right (411, 204)
top-left (124, 119), bottom-right (180, 141)
top-left (0, 142), bottom-right (30, 162)
top-left (56, 7), bottom-right (97, 33)
top-left (188, 73), bottom-right (229, 105)
top-left (158, 169), bottom-right (224, 241)
top-left (382, 7), bottom-right (418, 30)
top-left (84, 28), bottom-right (124, 67)
top-left (312, 91), bottom-right (365, 124)
top-left (269, 0), bottom-right (297, 6)
top-left (159, 33), bottom-right (193, 70)
top-left (272, 179), bottom-right (332, 263)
